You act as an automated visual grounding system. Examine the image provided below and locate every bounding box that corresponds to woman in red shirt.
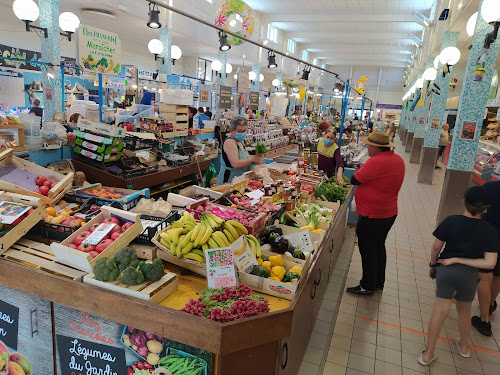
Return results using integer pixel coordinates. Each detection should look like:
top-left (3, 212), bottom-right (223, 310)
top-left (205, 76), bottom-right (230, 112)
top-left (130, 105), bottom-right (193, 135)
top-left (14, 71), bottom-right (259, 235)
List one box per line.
top-left (317, 127), bottom-right (345, 185)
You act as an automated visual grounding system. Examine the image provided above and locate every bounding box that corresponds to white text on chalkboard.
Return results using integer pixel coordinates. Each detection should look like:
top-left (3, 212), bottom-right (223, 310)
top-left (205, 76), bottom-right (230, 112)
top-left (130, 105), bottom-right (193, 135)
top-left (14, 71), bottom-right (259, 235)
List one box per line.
top-left (70, 339), bottom-right (117, 362)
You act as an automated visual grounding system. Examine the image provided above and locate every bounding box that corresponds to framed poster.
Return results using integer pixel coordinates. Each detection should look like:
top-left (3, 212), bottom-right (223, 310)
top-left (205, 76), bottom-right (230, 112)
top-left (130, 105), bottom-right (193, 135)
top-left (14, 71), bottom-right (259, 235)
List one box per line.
top-left (200, 89), bottom-right (209, 102)
top-left (249, 91), bottom-right (259, 110)
top-left (219, 85), bottom-right (232, 109)
top-left (431, 119), bottom-right (440, 129)
top-left (460, 120), bottom-right (477, 141)
top-left (45, 89), bottom-right (52, 101)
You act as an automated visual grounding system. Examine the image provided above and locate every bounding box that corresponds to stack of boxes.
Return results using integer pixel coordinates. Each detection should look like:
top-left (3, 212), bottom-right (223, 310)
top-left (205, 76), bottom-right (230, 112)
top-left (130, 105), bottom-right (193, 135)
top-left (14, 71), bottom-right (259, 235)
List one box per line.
top-left (159, 104), bottom-right (189, 137)
top-left (74, 119), bottom-right (126, 163)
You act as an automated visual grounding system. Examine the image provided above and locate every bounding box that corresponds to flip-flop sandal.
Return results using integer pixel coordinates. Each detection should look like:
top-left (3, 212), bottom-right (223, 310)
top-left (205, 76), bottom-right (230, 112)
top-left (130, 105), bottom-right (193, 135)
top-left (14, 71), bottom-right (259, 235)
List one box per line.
top-left (455, 338), bottom-right (471, 358)
top-left (418, 351), bottom-right (438, 366)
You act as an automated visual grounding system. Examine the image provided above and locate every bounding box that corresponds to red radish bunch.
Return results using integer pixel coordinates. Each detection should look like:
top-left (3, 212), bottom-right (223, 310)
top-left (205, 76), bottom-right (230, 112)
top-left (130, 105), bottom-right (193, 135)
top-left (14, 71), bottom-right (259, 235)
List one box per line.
top-left (192, 202), bottom-right (257, 225)
top-left (229, 193), bottom-right (280, 212)
top-left (68, 217), bottom-right (135, 258)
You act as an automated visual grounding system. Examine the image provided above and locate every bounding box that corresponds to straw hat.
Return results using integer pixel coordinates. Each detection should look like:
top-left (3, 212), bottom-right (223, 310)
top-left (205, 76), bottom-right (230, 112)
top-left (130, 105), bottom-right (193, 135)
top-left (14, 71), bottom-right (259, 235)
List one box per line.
top-left (361, 131), bottom-right (394, 147)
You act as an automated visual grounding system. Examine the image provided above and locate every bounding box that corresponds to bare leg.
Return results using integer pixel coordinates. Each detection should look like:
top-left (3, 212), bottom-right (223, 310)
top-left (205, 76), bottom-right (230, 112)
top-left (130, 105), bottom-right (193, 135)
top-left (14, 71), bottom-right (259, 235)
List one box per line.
top-left (477, 272), bottom-right (493, 322)
top-left (422, 298), bottom-right (452, 362)
top-left (455, 301), bottom-right (473, 354)
top-left (491, 276), bottom-right (500, 309)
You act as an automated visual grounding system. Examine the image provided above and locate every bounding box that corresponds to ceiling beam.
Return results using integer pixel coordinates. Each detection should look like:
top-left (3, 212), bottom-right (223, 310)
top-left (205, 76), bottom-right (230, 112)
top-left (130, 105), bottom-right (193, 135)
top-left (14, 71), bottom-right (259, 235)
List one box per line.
top-left (320, 61), bottom-right (406, 68)
top-left (262, 14), bottom-right (420, 23)
top-left (289, 32), bottom-right (421, 40)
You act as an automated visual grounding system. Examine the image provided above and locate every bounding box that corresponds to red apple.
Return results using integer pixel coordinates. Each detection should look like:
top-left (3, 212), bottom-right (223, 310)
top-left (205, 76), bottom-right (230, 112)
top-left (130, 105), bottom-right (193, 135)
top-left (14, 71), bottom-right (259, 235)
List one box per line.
top-left (121, 222), bottom-right (134, 231)
top-left (89, 223), bottom-right (101, 233)
top-left (78, 243), bottom-right (95, 253)
top-left (62, 218), bottom-right (73, 226)
top-left (111, 229), bottom-right (124, 241)
top-left (95, 239), bottom-right (113, 253)
top-left (104, 217), bottom-right (121, 225)
top-left (73, 232), bottom-right (90, 246)
top-left (35, 175), bottom-right (47, 186)
top-left (38, 186), bottom-right (50, 196)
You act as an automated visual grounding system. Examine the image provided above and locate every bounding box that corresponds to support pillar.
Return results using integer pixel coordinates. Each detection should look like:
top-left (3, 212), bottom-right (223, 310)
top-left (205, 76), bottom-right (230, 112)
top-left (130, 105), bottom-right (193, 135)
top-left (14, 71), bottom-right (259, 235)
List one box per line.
top-left (214, 50), bottom-right (228, 118)
top-left (39, 0), bottom-right (62, 122)
top-left (408, 70), bottom-right (424, 155)
top-left (437, 0), bottom-right (500, 223)
top-left (418, 32), bottom-right (459, 184)
top-left (250, 63), bottom-right (260, 92)
top-left (158, 28), bottom-right (172, 75)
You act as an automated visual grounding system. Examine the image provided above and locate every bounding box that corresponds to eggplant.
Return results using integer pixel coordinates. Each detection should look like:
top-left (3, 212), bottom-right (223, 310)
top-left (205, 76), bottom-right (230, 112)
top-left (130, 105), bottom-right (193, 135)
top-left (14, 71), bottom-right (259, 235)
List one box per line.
top-left (271, 236), bottom-right (289, 254)
top-left (269, 225), bottom-right (283, 236)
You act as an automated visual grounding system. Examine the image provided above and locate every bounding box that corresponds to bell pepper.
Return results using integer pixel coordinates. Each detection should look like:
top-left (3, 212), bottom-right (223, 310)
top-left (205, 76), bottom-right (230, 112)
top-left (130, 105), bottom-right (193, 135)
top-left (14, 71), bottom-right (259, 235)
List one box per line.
top-left (250, 265), bottom-right (270, 278)
top-left (269, 276), bottom-right (281, 281)
top-left (289, 266), bottom-right (302, 277)
top-left (261, 261), bottom-right (272, 273)
top-left (269, 254), bottom-right (284, 267)
top-left (256, 257), bottom-right (263, 265)
top-left (284, 271), bottom-right (299, 282)
top-left (271, 266), bottom-right (286, 281)
top-left (301, 225), bottom-right (315, 231)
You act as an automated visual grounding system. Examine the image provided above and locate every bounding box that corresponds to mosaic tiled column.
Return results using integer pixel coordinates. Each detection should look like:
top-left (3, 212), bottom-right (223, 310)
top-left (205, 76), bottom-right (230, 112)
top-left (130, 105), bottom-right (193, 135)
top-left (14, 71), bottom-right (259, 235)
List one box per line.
top-left (214, 50), bottom-right (228, 118)
top-left (437, 0), bottom-right (500, 224)
top-left (418, 31), bottom-right (459, 184)
top-left (158, 28), bottom-right (172, 75)
top-left (39, 0), bottom-right (62, 122)
top-left (250, 63), bottom-right (260, 92)
top-left (276, 71), bottom-right (282, 88)
top-left (410, 60), bottom-right (434, 163)
top-left (405, 75), bottom-right (421, 152)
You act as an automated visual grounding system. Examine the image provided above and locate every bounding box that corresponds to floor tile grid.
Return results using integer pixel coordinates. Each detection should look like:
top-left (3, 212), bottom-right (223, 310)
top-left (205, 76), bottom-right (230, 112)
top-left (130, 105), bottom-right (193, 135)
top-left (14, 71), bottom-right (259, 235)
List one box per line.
top-left (310, 138), bottom-right (500, 375)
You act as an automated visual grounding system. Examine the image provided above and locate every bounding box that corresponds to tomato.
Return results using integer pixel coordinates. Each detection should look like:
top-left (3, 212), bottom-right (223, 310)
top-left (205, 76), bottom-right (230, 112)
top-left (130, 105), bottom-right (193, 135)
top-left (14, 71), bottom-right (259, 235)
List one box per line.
top-left (35, 175), bottom-right (47, 186)
top-left (109, 224), bottom-right (122, 235)
top-left (89, 223), bottom-right (101, 233)
top-left (95, 239), bottom-right (113, 253)
top-left (111, 230), bottom-right (124, 241)
top-left (103, 217), bottom-right (121, 225)
top-left (73, 232), bottom-right (90, 246)
top-left (78, 243), bottom-right (95, 252)
top-left (121, 222), bottom-right (134, 231)
top-left (43, 180), bottom-right (52, 188)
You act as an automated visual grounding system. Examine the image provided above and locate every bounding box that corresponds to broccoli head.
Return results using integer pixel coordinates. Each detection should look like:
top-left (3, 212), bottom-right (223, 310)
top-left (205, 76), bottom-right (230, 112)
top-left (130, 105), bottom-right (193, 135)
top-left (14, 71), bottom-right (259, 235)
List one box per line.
top-left (138, 258), bottom-right (164, 282)
top-left (99, 58), bottom-right (108, 68)
top-left (120, 266), bottom-right (145, 285)
top-left (114, 247), bottom-right (140, 270)
top-left (93, 258), bottom-right (120, 282)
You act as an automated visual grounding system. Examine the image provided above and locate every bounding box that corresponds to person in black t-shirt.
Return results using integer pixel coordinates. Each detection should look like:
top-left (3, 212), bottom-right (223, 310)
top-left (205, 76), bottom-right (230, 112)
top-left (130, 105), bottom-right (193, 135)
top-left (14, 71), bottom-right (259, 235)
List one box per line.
top-left (473, 181), bottom-right (500, 336)
top-left (29, 98), bottom-right (43, 126)
top-left (418, 186), bottom-right (498, 366)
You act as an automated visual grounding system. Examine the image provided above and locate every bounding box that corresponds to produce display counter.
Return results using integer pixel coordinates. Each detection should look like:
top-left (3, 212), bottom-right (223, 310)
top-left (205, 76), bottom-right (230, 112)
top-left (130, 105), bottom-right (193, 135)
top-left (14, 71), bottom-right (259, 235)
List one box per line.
top-left (72, 158), bottom-right (212, 189)
top-left (0, 188), bottom-right (352, 375)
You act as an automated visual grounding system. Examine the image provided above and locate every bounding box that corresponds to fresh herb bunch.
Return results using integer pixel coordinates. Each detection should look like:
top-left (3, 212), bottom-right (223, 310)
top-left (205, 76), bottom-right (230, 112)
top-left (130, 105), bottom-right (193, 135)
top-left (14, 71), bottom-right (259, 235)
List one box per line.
top-left (314, 182), bottom-right (350, 203)
top-left (330, 174), bottom-right (351, 184)
top-left (255, 142), bottom-right (269, 155)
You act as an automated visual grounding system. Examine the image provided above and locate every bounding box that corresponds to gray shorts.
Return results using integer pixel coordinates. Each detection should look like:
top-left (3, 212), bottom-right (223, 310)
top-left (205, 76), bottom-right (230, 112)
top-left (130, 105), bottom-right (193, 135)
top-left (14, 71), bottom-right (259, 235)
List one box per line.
top-left (436, 263), bottom-right (479, 302)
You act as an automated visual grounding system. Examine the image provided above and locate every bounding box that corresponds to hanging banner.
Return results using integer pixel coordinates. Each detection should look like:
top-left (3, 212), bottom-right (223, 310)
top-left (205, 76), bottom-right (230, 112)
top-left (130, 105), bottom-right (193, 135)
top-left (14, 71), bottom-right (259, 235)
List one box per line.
top-left (219, 85), bottom-right (232, 109)
top-left (79, 25), bottom-right (121, 76)
top-left (0, 44), bottom-right (75, 72)
top-left (249, 91), bottom-right (259, 110)
top-left (237, 72), bottom-right (250, 93)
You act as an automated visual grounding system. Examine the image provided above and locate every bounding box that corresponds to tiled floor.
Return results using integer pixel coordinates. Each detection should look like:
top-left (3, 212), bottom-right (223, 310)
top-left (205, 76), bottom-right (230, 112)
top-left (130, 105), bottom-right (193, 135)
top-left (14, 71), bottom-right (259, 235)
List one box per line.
top-left (299, 137), bottom-right (500, 375)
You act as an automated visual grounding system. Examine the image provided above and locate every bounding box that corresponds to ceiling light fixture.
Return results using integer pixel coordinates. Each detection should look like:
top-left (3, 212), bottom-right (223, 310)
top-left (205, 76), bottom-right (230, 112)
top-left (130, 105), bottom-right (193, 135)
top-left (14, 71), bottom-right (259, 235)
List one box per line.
top-left (59, 12), bottom-right (80, 41)
top-left (147, 2), bottom-right (161, 28)
top-left (414, 11), bottom-right (433, 27)
top-left (423, 67), bottom-right (437, 81)
top-left (171, 45), bottom-right (182, 64)
top-left (13, 0), bottom-right (47, 38)
top-left (148, 39), bottom-right (164, 63)
top-left (301, 66), bottom-right (311, 80)
top-left (259, 73), bottom-right (264, 82)
top-left (481, 0), bottom-right (500, 49)
top-left (267, 51), bottom-right (277, 68)
top-left (433, 55), bottom-right (440, 69)
top-left (409, 33), bottom-right (423, 47)
top-left (466, 12), bottom-right (478, 37)
top-left (219, 31), bottom-right (231, 51)
top-left (439, 46), bottom-right (460, 75)
top-left (226, 63), bottom-right (233, 74)
top-left (248, 71), bottom-right (257, 81)
top-left (272, 78), bottom-right (280, 88)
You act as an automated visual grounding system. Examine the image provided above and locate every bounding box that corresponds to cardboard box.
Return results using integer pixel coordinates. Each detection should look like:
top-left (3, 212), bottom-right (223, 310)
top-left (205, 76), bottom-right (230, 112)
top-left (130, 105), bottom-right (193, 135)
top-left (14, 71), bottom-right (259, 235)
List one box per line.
top-left (73, 146), bottom-right (122, 162)
top-left (51, 206), bottom-right (143, 273)
top-left (75, 130), bottom-right (122, 146)
top-left (77, 118), bottom-right (126, 137)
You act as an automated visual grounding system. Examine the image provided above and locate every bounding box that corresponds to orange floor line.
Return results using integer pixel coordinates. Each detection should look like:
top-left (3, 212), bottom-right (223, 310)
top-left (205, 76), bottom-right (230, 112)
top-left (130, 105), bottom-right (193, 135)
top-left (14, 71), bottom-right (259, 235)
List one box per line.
top-left (387, 251), bottom-right (430, 262)
top-left (357, 316), bottom-right (500, 356)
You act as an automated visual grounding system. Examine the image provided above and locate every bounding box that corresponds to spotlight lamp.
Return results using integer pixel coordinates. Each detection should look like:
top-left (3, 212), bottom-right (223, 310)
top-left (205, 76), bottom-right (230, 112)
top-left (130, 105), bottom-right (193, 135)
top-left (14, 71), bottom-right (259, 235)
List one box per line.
top-left (219, 31), bottom-right (231, 51)
top-left (333, 83), bottom-right (344, 93)
top-left (147, 2), bottom-right (161, 29)
top-left (301, 66), bottom-right (311, 81)
top-left (13, 0), bottom-right (47, 38)
top-left (481, 0), bottom-right (500, 49)
top-left (267, 51), bottom-right (277, 68)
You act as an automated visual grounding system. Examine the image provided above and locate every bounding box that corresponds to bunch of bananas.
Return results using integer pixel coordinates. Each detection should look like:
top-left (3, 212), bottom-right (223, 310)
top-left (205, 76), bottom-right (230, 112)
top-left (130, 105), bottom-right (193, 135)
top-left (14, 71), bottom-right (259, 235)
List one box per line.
top-left (159, 211), bottom-right (257, 263)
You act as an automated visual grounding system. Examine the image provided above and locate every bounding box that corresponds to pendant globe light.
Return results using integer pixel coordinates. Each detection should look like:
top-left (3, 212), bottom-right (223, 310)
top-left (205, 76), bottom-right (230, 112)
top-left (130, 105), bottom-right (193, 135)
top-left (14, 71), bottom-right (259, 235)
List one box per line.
top-left (248, 71), bottom-right (257, 81)
top-left (259, 73), bottom-right (264, 82)
top-left (481, 0), bottom-right (500, 49)
top-left (171, 45), bottom-right (182, 64)
top-left (13, 0), bottom-right (39, 22)
top-left (211, 60), bottom-right (222, 72)
top-left (466, 12), bottom-right (478, 37)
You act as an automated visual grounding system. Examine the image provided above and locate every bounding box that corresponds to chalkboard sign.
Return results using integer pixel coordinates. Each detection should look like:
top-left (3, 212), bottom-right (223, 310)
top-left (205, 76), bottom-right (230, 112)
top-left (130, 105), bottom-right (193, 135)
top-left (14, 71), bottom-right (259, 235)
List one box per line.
top-left (249, 91), bottom-right (259, 110)
top-left (0, 299), bottom-right (19, 350)
top-left (57, 334), bottom-right (127, 375)
top-left (219, 85), bottom-right (232, 109)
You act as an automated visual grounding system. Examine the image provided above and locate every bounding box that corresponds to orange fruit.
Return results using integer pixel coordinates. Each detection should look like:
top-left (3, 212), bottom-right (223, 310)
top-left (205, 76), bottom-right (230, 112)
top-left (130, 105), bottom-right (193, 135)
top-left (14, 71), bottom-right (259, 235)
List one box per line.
top-left (46, 207), bottom-right (56, 216)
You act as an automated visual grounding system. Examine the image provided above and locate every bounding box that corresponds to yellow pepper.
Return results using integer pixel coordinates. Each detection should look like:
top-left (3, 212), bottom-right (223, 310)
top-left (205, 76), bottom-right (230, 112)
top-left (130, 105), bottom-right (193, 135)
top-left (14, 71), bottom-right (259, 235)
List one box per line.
top-left (271, 266), bottom-right (286, 281)
top-left (256, 257), bottom-right (263, 265)
top-left (313, 229), bottom-right (322, 233)
top-left (269, 254), bottom-right (284, 267)
top-left (262, 261), bottom-right (272, 273)
top-left (301, 225), bottom-right (315, 231)
top-left (269, 276), bottom-right (281, 281)
top-left (289, 266), bottom-right (302, 277)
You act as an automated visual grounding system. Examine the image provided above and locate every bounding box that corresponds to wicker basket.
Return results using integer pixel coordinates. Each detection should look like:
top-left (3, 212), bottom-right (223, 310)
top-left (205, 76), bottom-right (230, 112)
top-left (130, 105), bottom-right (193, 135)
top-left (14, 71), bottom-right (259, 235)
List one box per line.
top-left (46, 159), bottom-right (86, 187)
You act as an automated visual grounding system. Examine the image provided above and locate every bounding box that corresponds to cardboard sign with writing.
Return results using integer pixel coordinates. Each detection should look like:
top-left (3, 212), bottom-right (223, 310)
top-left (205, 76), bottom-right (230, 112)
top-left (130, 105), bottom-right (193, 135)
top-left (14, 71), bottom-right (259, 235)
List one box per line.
top-left (249, 91), bottom-right (259, 110)
top-left (57, 334), bottom-right (127, 375)
top-left (237, 72), bottom-right (250, 93)
top-left (0, 299), bottom-right (19, 350)
top-left (78, 25), bottom-right (122, 76)
top-left (283, 231), bottom-right (314, 253)
top-left (204, 247), bottom-right (237, 289)
top-left (83, 223), bottom-right (117, 245)
top-left (219, 86), bottom-right (232, 109)
top-left (0, 201), bottom-right (30, 225)
top-left (232, 235), bottom-right (258, 273)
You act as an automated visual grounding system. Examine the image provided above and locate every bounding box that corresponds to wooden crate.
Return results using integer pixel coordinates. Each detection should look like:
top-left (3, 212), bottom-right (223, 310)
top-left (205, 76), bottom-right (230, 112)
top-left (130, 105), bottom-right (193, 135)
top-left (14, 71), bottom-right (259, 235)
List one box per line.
top-left (0, 149), bottom-right (73, 205)
top-left (152, 226), bottom-right (207, 277)
top-left (161, 113), bottom-right (189, 122)
top-left (0, 192), bottom-right (46, 254)
top-left (83, 271), bottom-right (178, 303)
top-left (0, 123), bottom-right (25, 152)
top-left (2, 239), bottom-right (86, 280)
top-left (51, 206), bottom-right (143, 273)
top-left (173, 121), bottom-right (189, 130)
top-left (159, 104), bottom-right (188, 113)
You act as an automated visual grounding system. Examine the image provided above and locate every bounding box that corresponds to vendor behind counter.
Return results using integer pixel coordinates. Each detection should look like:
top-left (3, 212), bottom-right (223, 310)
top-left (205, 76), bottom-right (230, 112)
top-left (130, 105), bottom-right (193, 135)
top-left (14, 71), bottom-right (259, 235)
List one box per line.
top-left (217, 116), bottom-right (264, 185)
top-left (317, 127), bottom-right (345, 185)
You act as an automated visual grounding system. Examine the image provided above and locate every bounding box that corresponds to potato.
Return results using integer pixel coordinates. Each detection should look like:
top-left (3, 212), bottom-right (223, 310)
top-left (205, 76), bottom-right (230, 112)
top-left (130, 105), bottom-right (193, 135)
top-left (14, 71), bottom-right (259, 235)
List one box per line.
top-left (146, 340), bottom-right (162, 354)
top-left (147, 353), bottom-right (160, 365)
top-left (122, 334), bottom-right (132, 346)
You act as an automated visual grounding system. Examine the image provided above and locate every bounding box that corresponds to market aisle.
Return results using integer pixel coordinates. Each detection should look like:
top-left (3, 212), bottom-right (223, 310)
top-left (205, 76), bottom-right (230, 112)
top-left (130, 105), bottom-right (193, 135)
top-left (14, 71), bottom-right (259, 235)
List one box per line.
top-left (299, 136), bottom-right (500, 375)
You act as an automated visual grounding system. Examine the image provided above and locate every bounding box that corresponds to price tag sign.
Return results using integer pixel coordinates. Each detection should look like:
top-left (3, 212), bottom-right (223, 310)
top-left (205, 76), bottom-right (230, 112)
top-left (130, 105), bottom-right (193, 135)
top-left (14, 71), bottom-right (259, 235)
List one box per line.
top-left (204, 247), bottom-right (237, 289)
top-left (56, 335), bottom-right (127, 375)
top-left (284, 231), bottom-right (314, 253)
top-left (83, 223), bottom-right (116, 245)
top-left (232, 235), bottom-right (258, 272)
top-left (0, 300), bottom-right (19, 350)
top-left (0, 201), bottom-right (31, 225)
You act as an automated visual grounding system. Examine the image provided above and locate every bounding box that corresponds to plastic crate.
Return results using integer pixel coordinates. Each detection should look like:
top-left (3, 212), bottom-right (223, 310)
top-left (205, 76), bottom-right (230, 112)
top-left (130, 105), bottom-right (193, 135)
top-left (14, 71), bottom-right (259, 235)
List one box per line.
top-left (68, 183), bottom-right (149, 211)
top-left (159, 347), bottom-right (208, 375)
top-left (134, 211), bottom-right (179, 244)
top-left (123, 135), bottom-right (157, 150)
top-left (42, 221), bottom-right (81, 242)
top-left (106, 157), bottom-right (159, 179)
